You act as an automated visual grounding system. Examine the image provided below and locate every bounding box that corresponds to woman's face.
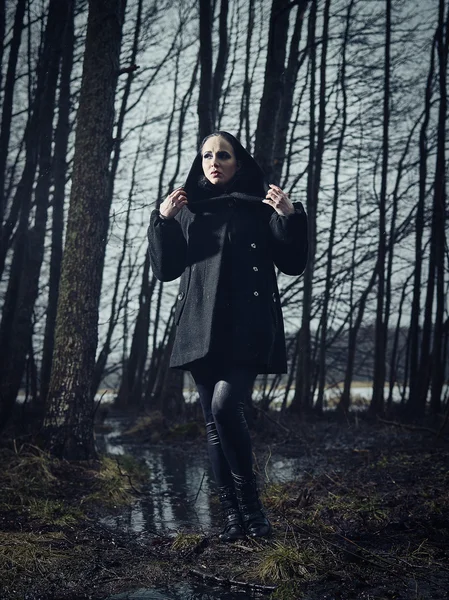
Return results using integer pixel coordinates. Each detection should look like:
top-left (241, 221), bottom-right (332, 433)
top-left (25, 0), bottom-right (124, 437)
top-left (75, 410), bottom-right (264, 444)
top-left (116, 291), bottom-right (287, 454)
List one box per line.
top-left (201, 135), bottom-right (239, 186)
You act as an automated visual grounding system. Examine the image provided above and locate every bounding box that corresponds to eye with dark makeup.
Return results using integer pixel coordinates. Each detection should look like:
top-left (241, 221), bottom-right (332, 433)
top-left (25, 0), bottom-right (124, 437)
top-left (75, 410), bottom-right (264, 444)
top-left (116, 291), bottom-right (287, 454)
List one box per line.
top-left (203, 151), bottom-right (232, 160)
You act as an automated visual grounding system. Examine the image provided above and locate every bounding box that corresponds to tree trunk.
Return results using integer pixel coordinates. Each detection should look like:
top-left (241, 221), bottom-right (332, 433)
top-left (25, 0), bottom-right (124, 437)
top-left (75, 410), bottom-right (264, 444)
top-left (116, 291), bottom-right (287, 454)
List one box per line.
top-left (272, 0), bottom-right (310, 186)
top-left (237, 0), bottom-right (254, 150)
top-left (291, 0), bottom-right (317, 414)
top-left (0, 0), bottom-right (68, 431)
top-left (0, 0), bottom-right (26, 278)
top-left (40, 0), bottom-right (75, 411)
top-left (0, 0), bottom-right (5, 92)
top-left (383, 114), bottom-right (421, 415)
top-left (407, 35), bottom-right (435, 416)
top-left (338, 139), bottom-right (362, 413)
top-left (115, 260), bottom-right (156, 407)
top-left (198, 0), bottom-right (213, 140)
top-left (414, 3), bottom-right (448, 417)
top-left (339, 261), bottom-right (379, 413)
top-left (253, 0), bottom-right (291, 181)
top-left (0, 0), bottom-right (25, 238)
top-left (212, 0), bottom-right (229, 127)
top-left (282, 335), bottom-right (298, 412)
top-left (387, 277), bottom-right (408, 412)
top-left (430, 0), bottom-right (448, 415)
top-left (160, 324), bottom-right (185, 420)
top-left (315, 0), bottom-right (341, 414)
top-left (370, 0), bottom-right (391, 416)
top-left (42, 0), bottom-right (125, 460)
top-left (92, 0), bottom-right (143, 397)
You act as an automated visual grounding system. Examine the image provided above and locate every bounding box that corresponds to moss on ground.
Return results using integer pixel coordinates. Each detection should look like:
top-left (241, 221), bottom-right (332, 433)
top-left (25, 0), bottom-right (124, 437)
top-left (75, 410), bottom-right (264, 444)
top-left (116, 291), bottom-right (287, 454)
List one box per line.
top-left (0, 444), bottom-right (152, 599)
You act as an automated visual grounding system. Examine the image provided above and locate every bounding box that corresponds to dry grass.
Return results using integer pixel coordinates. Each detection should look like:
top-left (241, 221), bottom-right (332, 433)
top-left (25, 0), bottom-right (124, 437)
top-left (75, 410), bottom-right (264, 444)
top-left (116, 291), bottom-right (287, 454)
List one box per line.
top-left (262, 482), bottom-right (292, 511)
top-left (171, 532), bottom-right (203, 552)
top-left (253, 541), bottom-right (318, 583)
top-left (0, 531), bottom-right (86, 589)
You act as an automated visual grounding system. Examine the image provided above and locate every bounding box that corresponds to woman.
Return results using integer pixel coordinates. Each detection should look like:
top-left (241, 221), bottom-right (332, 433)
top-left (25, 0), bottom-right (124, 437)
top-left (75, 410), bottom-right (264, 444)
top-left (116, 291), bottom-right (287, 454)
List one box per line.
top-left (148, 132), bottom-right (308, 541)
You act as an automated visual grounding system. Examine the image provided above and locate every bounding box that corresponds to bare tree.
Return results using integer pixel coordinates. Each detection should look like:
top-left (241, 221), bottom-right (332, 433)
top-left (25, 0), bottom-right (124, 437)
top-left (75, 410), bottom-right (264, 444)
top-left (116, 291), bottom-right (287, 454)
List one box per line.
top-left (253, 0), bottom-right (292, 181)
top-left (429, 0), bottom-right (448, 415)
top-left (272, 0), bottom-right (310, 186)
top-left (291, 0), bottom-right (317, 414)
top-left (43, 0), bottom-right (125, 459)
top-left (316, 0), bottom-right (350, 414)
top-left (198, 0), bottom-right (213, 140)
top-left (0, 0), bottom-right (70, 430)
top-left (39, 0), bottom-right (75, 410)
top-left (370, 0), bottom-right (391, 416)
top-left (0, 0), bottom-right (26, 276)
top-left (212, 0), bottom-right (229, 126)
top-left (407, 35), bottom-right (436, 417)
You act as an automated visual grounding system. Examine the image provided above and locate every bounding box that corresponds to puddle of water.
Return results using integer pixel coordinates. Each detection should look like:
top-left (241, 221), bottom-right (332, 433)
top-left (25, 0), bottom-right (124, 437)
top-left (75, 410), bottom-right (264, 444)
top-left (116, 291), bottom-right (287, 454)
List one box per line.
top-left (107, 581), bottom-right (261, 599)
top-left (96, 416), bottom-right (326, 537)
top-left (96, 417), bottom-right (356, 599)
top-left (101, 444), bottom-right (214, 535)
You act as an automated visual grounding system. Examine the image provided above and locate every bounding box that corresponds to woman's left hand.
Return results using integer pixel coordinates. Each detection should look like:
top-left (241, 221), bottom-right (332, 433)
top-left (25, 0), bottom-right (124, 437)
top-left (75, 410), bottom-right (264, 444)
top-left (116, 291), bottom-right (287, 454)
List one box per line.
top-left (263, 184), bottom-right (295, 216)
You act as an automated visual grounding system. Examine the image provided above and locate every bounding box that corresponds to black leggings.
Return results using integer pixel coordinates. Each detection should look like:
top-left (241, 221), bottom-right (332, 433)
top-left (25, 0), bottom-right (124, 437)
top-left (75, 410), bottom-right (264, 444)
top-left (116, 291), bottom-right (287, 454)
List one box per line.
top-left (190, 363), bottom-right (257, 488)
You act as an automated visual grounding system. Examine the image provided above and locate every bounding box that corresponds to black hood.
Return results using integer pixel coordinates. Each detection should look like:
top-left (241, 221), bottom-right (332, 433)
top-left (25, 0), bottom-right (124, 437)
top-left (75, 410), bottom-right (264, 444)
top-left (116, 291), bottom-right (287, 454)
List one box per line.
top-left (183, 132), bottom-right (268, 204)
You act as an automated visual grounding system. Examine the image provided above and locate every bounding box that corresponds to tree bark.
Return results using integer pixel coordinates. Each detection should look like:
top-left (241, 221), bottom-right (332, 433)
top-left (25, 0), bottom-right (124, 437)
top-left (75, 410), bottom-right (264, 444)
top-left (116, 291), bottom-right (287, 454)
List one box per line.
top-left (40, 0), bottom-right (75, 411)
top-left (0, 0), bottom-right (26, 275)
top-left (407, 35), bottom-right (435, 416)
top-left (115, 258), bottom-right (156, 408)
top-left (272, 0), bottom-right (310, 186)
top-left (370, 0), bottom-right (391, 416)
top-left (92, 0), bottom-right (143, 396)
top-left (413, 3), bottom-right (448, 417)
top-left (198, 0), bottom-right (213, 140)
top-left (237, 0), bottom-right (254, 150)
top-left (387, 277), bottom-right (409, 412)
top-left (291, 0), bottom-right (317, 414)
top-left (0, 0), bottom-right (5, 92)
top-left (160, 323), bottom-right (185, 420)
top-left (0, 0), bottom-right (25, 234)
top-left (212, 0), bottom-right (229, 127)
top-left (254, 0), bottom-right (291, 181)
top-left (316, 0), bottom-right (349, 414)
top-left (0, 0), bottom-right (68, 430)
top-left (430, 0), bottom-right (448, 415)
top-left (43, 0), bottom-right (125, 459)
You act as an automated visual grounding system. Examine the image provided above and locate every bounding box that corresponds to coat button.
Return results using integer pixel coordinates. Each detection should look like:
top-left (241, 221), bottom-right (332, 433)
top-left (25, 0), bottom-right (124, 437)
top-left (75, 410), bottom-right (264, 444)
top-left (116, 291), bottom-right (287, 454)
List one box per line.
top-left (253, 266), bottom-right (258, 271)
top-left (250, 243), bottom-right (257, 248)
top-left (253, 291), bottom-right (259, 296)
top-left (178, 292), bottom-right (185, 300)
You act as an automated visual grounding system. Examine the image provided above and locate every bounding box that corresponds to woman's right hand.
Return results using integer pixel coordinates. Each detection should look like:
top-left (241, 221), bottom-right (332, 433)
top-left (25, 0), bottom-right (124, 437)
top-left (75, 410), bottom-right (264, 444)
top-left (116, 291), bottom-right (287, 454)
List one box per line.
top-left (159, 187), bottom-right (188, 219)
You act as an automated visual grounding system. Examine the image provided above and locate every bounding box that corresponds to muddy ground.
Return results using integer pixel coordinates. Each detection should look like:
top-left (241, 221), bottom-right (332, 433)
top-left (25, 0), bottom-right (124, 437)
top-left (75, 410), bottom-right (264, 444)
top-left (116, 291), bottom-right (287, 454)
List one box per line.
top-left (0, 411), bottom-right (448, 600)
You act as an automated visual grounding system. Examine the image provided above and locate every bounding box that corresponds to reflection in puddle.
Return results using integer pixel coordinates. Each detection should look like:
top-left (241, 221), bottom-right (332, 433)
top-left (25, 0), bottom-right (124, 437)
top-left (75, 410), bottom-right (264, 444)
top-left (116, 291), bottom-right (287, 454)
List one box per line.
top-left (99, 445), bottom-right (214, 534)
top-left (97, 417), bottom-right (316, 537)
top-left (97, 418), bottom-right (328, 599)
top-left (97, 418), bottom-right (317, 535)
top-left (108, 582), bottom-right (260, 599)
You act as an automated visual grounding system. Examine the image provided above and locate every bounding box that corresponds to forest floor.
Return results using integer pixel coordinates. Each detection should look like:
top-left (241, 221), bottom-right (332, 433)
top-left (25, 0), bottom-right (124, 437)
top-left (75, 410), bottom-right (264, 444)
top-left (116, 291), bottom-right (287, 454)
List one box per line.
top-left (0, 409), bottom-right (448, 600)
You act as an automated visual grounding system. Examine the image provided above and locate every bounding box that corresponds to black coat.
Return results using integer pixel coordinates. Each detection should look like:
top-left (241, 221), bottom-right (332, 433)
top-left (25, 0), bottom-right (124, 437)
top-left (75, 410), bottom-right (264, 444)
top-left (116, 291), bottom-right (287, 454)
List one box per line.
top-left (147, 137), bottom-right (308, 374)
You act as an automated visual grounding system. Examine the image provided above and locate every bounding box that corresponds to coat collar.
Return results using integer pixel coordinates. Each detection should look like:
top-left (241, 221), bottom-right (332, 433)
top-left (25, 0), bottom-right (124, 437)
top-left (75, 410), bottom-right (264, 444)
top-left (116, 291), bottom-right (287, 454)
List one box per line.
top-left (186, 191), bottom-right (266, 214)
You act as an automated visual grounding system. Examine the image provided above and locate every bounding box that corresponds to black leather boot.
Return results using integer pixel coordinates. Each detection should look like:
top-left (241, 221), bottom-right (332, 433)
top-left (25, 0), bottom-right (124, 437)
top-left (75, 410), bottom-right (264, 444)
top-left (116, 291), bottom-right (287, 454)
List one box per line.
top-left (217, 485), bottom-right (245, 542)
top-left (232, 472), bottom-right (272, 538)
